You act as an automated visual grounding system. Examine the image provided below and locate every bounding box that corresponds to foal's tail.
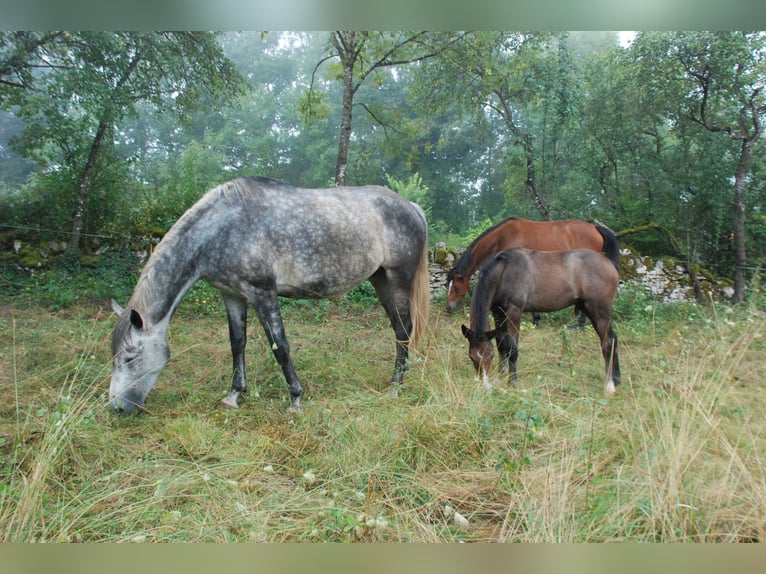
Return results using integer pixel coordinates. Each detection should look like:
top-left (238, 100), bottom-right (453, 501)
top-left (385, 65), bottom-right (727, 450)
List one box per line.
top-left (409, 233), bottom-right (431, 352)
top-left (596, 223), bottom-right (621, 272)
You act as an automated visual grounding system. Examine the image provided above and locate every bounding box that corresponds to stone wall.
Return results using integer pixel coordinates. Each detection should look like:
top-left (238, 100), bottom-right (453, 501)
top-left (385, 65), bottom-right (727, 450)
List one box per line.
top-left (618, 249), bottom-right (733, 303)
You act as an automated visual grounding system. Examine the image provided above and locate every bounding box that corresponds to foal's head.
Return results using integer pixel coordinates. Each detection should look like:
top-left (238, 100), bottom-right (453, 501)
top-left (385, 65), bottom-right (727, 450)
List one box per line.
top-left (461, 325), bottom-right (500, 388)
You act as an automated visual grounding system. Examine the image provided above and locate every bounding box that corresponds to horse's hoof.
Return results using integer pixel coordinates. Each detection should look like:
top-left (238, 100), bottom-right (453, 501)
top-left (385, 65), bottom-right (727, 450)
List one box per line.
top-left (604, 380), bottom-right (616, 396)
top-left (287, 397), bottom-right (302, 413)
top-left (220, 392), bottom-right (240, 409)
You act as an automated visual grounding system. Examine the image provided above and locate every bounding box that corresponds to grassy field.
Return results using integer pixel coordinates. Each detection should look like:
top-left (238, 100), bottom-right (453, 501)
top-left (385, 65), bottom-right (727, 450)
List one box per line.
top-left (1, 286), bottom-right (765, 542)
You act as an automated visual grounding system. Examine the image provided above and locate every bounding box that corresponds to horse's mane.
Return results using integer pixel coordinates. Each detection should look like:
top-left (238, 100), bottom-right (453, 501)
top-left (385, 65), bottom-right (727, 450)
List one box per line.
top-left (448, 217), bottom-right (520, 279)
top-left (125, 177), bottom-right (273, 323)
top-left (468, 253), bottom-right (507, 333)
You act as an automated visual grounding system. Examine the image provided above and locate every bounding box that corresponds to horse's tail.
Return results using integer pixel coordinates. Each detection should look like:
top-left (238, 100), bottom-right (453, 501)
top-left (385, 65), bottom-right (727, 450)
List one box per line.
top-left (409, 217), bottom-right (431, 352)
top-left (596, 223), bottom-right (620, 272)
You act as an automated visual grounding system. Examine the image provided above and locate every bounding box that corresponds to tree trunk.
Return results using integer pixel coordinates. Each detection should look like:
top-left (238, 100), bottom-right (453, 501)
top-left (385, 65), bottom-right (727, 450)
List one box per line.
top-left (523, 135), bottom-right (550, 221)
top-left (66, 118), bottom-right (109, 260)
top-left (732, 137), bottom-right (751, 302)
top-left (335, 60), bottom-right (354, 187)
top-left (65, 52), bottom-right (141, 260)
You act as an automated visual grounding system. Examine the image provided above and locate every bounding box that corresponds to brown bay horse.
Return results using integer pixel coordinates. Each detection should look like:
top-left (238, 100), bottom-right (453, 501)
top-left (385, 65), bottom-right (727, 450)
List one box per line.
top-left (446, 218), bottom-right (620, 318)
top-left (461, 247), bottom-right (621, 395)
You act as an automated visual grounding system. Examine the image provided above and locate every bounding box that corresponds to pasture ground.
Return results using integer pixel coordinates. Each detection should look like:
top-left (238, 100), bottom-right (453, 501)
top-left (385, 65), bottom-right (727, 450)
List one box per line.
top-left (1, 285), bottom-right (765, 542)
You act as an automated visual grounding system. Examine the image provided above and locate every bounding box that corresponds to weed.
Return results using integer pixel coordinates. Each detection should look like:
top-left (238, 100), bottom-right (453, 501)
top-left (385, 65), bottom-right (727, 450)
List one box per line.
top-left (0, 299), bottom-right (765, 541)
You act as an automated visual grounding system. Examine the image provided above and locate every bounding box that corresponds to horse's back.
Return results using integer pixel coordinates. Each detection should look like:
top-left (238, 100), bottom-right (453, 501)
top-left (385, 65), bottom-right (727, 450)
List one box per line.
top-left (199, 177), bottom-right (427, 298)
top-left (561, 249), bottom-right (619, 301)
top-left (470, 218), bottom-right (604, 268)
top-left (536, 248), bottom-right (618, 284)
top-left (511, 218), bottom-right (603, 251)
top-left (492, 248), bottom-right (617, 312)
top-left (565, 249), bottom-right (618, 281)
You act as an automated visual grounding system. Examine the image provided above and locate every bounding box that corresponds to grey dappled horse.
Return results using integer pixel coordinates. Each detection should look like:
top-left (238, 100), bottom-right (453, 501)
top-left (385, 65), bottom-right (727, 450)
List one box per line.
top-left (110, 176), bottom-right (430, 414)
top-left (461, 247), bottom-right (621, 395)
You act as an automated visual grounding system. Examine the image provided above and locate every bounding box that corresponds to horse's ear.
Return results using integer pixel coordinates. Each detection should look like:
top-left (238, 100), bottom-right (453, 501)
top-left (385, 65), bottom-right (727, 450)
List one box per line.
top-left (129, 309), bottom-right (144, 330)
top-left (461, 324), bottom-right (472, 339)
top-left (111, 299), bottom-right (125, 317)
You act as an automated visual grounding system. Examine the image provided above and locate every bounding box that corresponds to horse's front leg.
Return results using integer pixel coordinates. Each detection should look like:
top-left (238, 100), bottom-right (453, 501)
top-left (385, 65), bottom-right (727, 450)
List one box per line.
top-left (221, 295), bottom-right (248, 409)
top-left (492, 310), bottom-right (511, 375)
top-left (493, 308), bottom-right (520, 383)
top-left (252, 291), bottom-right (303, 411)
top-left (506, 329), bottom-right (519, 383)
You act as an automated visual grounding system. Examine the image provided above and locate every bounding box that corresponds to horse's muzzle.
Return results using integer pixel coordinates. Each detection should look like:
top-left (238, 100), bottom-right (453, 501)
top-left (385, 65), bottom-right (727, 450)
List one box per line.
top-left (109, 393), bottom-right (145, 415)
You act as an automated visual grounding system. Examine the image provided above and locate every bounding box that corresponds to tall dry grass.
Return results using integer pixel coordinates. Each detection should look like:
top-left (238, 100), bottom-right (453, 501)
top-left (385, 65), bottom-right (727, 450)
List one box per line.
top-left (0, 297), bottom-right (764, 542)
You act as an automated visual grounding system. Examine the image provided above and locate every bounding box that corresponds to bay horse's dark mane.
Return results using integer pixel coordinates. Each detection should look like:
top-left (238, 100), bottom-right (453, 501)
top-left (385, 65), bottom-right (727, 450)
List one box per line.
top-left (469, 251), bottom-right (508, 333)
top-left (448, 217), bottom-right (521, 279)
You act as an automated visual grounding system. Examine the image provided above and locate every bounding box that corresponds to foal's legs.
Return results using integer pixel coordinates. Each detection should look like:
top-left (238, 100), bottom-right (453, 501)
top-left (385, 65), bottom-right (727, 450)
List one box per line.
top-left (221, 295), bottom-right (248, 408)
top-left (493, 307), bottom-right (521, 382)
top-left (584, 302), bottom-right (621, 395)
top-left (369, 269), bottom-right (414, 394)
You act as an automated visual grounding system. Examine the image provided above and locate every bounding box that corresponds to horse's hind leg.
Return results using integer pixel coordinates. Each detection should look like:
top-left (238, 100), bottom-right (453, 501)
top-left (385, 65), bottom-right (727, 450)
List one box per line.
top-left (369, 269), bottom-right (413, 395)
top-left (603, 328), bottom-right (621, 394)
top-left (221, 295), bottom-right (248, 409)
top-left (573, 300), bottom-right (588, 329)
top-left (584, 303), bottom-right (621, 395)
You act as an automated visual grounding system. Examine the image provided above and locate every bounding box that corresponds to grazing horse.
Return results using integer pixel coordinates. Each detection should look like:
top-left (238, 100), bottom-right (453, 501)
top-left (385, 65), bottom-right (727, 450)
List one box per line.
top-left (461, 247), bottom-right (621, 395)
top-left (110, 176), bottom-right (430, 414)
top-left (445, 217), bottom-right (620, 317)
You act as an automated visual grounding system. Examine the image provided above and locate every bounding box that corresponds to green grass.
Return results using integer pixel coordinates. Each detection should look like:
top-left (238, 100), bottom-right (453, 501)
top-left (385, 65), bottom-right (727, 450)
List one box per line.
top-left (0, 291), bottom-right (765, 542)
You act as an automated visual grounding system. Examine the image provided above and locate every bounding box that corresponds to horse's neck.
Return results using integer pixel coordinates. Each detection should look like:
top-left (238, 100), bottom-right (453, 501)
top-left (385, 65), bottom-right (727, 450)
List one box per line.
top-left (130, 245), bottom-right (203, 326)
top-left (470, 270), bottom-right (500, 333)
top-left (469, 232), bottom-right (506, 276)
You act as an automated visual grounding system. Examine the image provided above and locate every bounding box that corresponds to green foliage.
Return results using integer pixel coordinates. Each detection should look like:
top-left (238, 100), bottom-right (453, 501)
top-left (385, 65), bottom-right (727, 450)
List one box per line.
top-left (138, 141), bottom-right (229, 232)
top-left (2, 31), bottom-right (765, 298)
top-left (345, 282), bottom-right (379, 308)
top-left (0, 31), bottom-right (245, 256)
top-left (384, 172), bottom-right (431, 217)
top-left (1, 249), bottom-right (139, 309)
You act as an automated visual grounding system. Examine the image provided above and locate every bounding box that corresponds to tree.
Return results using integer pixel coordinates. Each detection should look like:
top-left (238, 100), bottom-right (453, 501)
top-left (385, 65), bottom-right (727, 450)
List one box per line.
top-left (412, 32), bottom-right (561, 219)
top-left (629, 31), bottom-right (766, 301)
top-left (0, 31), bottom-right (245, 259)
top-left (308, 31), bottom-right (449, 186)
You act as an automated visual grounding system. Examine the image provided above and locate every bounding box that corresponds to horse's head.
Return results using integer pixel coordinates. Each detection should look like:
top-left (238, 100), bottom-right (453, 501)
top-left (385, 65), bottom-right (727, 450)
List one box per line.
top-left (445, 271), bottom-right (469, 312)
top-left (461, 325), bottom-right (499, 387)
top-left (109, 300), bottom-right (170, 414)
